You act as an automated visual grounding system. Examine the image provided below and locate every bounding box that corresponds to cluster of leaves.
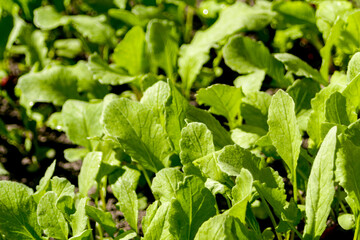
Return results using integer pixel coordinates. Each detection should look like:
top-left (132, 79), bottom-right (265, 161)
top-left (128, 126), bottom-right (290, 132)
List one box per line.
top-left (2, 0), bottom-right (360, 239)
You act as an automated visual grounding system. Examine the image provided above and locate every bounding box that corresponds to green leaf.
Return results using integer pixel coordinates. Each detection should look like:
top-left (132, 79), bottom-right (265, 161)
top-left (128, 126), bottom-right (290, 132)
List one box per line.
top-left (111, 168), bottom-right (139, 231)
top-left (194, 214), bottom-right (256, 240)
top-left (69, 230), bottom-right (92, 240)
top-left (186, 106), bottom-right (233, 149)
top-left (64, 148), bottom-right (89, 162)
top-left (71, 197), bottom-right (88, 236)
top-left (143, 202), bottom-right (175, 240)
top-left (231, 126), bottom-right (265, 149)
top-left (86, 205), bottom-right (117, 236)
top-left (54, 39), bottom-right (83, 59)
top-left (37, 191), bottom-right (68, 240)
top-left (18, 26), bottom-right (49, 69)
top-left (316, 1), bottom-right (352, 40)
top-left (102, 98), bottom-right (173, 172)
top-left (146, 19), bottom-right (179, 77)
top-left (347, 52), bottom-right (360, 82)
top-left (115, 189), bottom-right (138, 232)
top-left (196, 84), bottom-right (244, 129)
top-left (142, 201), bottom-right (160, 235)
top-left (337, 11), bottom-right (360, 54)
top-left (303, 127), bottom-right (337, 240)
top-left (241, 91), bottom-right (271, 131)
top-left (336, 130), bottom-right (360, 217)
top-left (319, 18), bottom-right (344, 80)
top-left (234, 70), bottom-right (265, 95)
top-left (325, 92), bottom-right (350, 125)
top-left (218, 145), bottom-right (262, 178)
top-left (169, 176), bottom-right (216, 240)
top-left (33, 6), bottom-right (70, 30)
top-left (152, 168), bottom-right (184, 203)
top-left (50, 177), bottom-right (75, 200)
top-left (338, 213), bottom-right (355, 230)
top-left (274, 53), bottom-right (327, 86)
top-left (308, 79), bottom-right (345, 147)
top-left (78, 151), bottom-right (102, 197)
top-left (165, 80), bottom-right (189, 152)
top-left (16, 66), bottom-right (82, 106)
top-left (180, 122), bottom-right (215, 165)
top-left (179, 2), bottom-right (274, 92)
top-left (268, 90), bottom-right (301, 176)
top-left (0, 181), bottom-right (42, 240)
top-left (272, 1), bottom-right (316, 27)
top-left (112, 26), bottom-right (146, 75)
top-left (140, 81), bottom-right (169, 121)
top-left (71, 15), bottom-right (116, 46)
top-left (33, 160), bottom-right (56, 203)
top-left (88, 53), bottom-right (137, 85)
top-left (224, 35), bottom-right (288, 87)
top-left (227, 169), bottom-right (253, 223)
top-left (62, 100), bottom-right (103, 150)
top-left (286, 78), bottom-right (320, 115)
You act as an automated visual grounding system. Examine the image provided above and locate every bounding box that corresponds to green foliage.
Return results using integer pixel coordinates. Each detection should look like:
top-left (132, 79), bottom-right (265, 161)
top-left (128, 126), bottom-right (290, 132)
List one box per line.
top-left (3, 0), bottom-right (360, 239)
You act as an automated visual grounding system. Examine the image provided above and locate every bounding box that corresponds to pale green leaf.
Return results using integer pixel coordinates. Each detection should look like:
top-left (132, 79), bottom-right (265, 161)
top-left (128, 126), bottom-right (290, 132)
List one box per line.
top-left (62, 100), bottom-right (103, 150)
top-left (151, 168), bottom-right (184, 203)
top-left (347, 52), bottom-right (360, 82)
top-left (338, 214), bottom-right (355, 230)
top-left (194, 214), bottom-right (256, 240)
top-left (112, 26), bottom-right (146, 75)
top-left (303, 127), bottom-right (337, 240)
top-left (169, 176), bottom-right (216, 240)
top-left (69, 230), bottom-right (92, 240)
top-left (33, 6), bottom-right (70, 30)
top-left (37, 192), bottom-right (68, 240)
top-left (227, 169), bottom-right (253, 223)
top-left (102, 98), bottom-right (173, 172)
top-left (140, 81), bottom-right (169, 121)
top-left (86, 205), bottom-right (117, 236)
top-left (33, 160), bottom-right (56, 203)
top-left (316, 1), bottom-right (352, 40)
top-left (224, 35), bottom-right (288, 87)
top-left (234, 70), bottom-right (265, 95)
top-left (50, 176), bottom-right (75, 200)
top-left (71, 197), bottom-right (88, 236)
top-left (0, 181), bottom-right (42, 240)
top-left (274, 53), bottom-right (327, 86)
top-left (186, 106), bottom-right (233, 149)
top-left (325, 92), bottom-right (350, 125)
top-left (336, 131), bottom-right (360, 217)
top-left (179, 2), bottom-right (274, 91)
top-left (78, 151), bottom-right (102, 197)
top-left (146, 19), bottom-right (179, 77)
top-left (165, 80), bottom-right (189, 152)
top-left (143, 202), bottom-right (175, 240)
top-left (308, 80), bottom-right (345, 147)
top-left (179, 122), bottom-right (215, 165)
top-left (268, 90), bottom-right (301, 174)
top-left (196, 84), bottom-right (244, 129)
top-left (114, 184), bottom-right (138, 231)
top-left (88, 53), bottom-right (137, 85)
top-left (16, 66), bottom-right (82, 106)
top-left (71, 15), bottom-right (116, 46)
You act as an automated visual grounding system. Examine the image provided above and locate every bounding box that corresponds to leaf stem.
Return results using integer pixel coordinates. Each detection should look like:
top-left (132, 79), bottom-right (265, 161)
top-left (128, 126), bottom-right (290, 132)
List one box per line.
top-left (184, 6), bottom-right (194, 43)
top-left (354, 215), bottom-right (360, 240)
top-left (139, 165), bottom-right (152, 189)
top-left (293, 170), bottom-right (298, 203)
top-left (257, 188), bottom-right (283, 240)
